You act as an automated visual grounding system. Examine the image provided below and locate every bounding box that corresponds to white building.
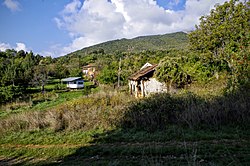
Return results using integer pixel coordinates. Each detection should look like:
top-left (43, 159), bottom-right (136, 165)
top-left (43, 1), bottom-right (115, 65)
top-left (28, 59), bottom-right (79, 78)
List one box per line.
top-left (61, 77), bottom-right (84, 89)
top-left (128, 63), bottom-right (167, 98)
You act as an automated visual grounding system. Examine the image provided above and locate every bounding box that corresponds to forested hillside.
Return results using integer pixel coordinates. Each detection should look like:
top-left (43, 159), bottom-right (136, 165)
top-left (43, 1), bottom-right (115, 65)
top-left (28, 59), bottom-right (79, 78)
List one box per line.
top-left (69, 32), bottom-right (188, 55)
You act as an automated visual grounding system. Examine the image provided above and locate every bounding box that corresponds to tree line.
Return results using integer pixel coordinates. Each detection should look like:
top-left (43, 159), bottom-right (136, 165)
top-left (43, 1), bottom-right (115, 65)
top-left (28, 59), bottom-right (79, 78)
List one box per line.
top-left (1, 0), bottom-right (249, 103)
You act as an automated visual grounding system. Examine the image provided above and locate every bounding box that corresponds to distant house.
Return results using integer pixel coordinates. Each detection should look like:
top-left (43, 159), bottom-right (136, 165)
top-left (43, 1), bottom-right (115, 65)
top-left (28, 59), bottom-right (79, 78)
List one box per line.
top-left (128, 63), bottom-right (167, 98)
top-left (82, 64), bottom-right (97, 80)
top-left (61, 77), bottom-right (84, 89)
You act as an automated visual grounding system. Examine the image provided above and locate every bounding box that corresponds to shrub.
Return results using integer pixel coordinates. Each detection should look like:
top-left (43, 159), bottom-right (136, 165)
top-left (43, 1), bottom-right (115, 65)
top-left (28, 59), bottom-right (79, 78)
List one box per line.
top-left (0, 85), bottom-right (23, 104)
top-left (0, 87), bottom-right (249, 133)
top-left (121, 88), bottom-right (250, 131)
top-left (0, 90), bottom-right (132, 133)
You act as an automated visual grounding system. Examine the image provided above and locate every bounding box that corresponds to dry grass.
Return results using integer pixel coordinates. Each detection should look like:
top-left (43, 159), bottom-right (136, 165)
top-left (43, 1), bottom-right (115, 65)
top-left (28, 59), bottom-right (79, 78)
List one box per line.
top-left (0, 89), bottom-right (132, 133)
top-left (0, 101), bottom-right (32, 112)
top-left (0, 85), bottom-right (249, 134)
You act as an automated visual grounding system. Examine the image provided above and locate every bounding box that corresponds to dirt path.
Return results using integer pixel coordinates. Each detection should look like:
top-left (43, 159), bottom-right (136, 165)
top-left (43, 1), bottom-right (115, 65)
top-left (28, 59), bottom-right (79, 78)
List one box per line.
top-left (0, 139), bottom-right (249, 165)
top-left (0, 139), bottom-right (248, 149)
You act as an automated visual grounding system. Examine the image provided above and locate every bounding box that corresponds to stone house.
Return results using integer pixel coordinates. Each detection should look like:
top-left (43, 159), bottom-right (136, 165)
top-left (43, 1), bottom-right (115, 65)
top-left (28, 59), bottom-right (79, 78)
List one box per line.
top-left (82, 64), bottom-right (97, 81)
top-left (128, 63), bottom-right (167, 98)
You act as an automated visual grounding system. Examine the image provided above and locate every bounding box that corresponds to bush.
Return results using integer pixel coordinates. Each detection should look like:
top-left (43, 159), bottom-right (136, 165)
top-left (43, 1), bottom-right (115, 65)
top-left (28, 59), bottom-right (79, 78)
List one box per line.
top-left (0, 90), bottom-right (132, 133)
top-left (121, 89), bottom-right (250, 131)
top-left (0, 85), bottom-right (23, 104)
top-left (0, 87), bottom-right (249, 133)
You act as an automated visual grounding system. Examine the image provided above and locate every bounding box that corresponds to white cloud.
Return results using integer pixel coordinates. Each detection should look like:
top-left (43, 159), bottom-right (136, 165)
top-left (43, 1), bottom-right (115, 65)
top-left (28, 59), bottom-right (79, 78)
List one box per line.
top-left (63, 0), bottom-right (81, 14)
top-left (0, 42), bottom-right (27, 52)
top-left (3, 0), bottom-right (21, 12)
top-left (16, 43), bottom-right (27, 52)
top-left (0, 43), bottom-right (11, 52)
top-left (54, 0), bottom-right (228, 56)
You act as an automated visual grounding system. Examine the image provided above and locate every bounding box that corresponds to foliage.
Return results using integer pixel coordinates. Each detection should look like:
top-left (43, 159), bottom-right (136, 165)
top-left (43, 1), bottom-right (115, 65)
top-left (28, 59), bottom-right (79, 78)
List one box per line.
top-left (0, 50), bottom-right (44, 103)
top-left (0, 85), bottom-right (86, 118)
top-left (0, 85), bottom-right (23, 103)
top-left (0, 85), bottom-right (249, 133)
top-left (156, 50), bottom-right (231, 87)
top-left (122, 88), bottom-right (250, 131)
top-left (155, 54), bottom-right (190, 88)
top-left (31, 64), bottom-right (49, 93)
top-left (0, 90), bottom-right (132, 132)
top-left (70, 32), bottom-right (188, 55)
top-left (53, 32), bottom-right (188, 85)
top-left (189, 0), bottom-right (250, 88)
top-left (0, 86), bottom-right (249, 165)
top-left (155, 0), bottom-right (249, 90)
top-left (97, 66), bottom-right (118, 84)
top-left (52, 60), bottom-right (70, 79)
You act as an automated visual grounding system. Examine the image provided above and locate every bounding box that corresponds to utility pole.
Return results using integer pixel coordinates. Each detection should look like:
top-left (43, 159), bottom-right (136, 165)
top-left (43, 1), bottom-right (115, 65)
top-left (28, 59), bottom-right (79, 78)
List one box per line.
top-left (118, 57), bottom-right (121, 88)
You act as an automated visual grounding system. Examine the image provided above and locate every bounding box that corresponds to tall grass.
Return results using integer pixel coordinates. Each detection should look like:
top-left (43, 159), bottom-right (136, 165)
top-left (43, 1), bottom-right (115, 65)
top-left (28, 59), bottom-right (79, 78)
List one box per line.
top-left (122, 88), bottom-right (250, 131)
top-left (0, 86), bottom-right (249, 133)
top-left (0, 89), bottom-right (131, 133)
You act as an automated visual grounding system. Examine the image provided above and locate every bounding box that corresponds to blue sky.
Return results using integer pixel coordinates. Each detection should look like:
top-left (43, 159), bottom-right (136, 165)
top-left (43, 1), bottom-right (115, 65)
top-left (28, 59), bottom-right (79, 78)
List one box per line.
top-left (0, 0), bottom-right (71, 55)
top-left (156, 0), bottom-right (186, 10)
top-left (0, 0), bottom-right (228, 57)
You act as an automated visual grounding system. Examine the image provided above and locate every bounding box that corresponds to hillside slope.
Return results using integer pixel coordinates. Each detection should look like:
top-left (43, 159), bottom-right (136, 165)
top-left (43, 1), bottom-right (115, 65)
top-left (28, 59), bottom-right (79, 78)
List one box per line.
top-left (69, 32), bottom-right (188, 56)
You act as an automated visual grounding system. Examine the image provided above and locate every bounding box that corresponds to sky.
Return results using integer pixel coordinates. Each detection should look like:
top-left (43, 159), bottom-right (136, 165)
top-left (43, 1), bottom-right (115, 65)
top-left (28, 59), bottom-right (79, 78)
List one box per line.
top-left (0, 0), bottom-right (229, 57)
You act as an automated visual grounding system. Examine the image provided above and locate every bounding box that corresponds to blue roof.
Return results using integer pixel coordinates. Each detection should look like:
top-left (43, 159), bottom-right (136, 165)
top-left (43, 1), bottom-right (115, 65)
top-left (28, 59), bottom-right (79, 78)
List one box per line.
top-left (61, 77), bottom-right (83, 82)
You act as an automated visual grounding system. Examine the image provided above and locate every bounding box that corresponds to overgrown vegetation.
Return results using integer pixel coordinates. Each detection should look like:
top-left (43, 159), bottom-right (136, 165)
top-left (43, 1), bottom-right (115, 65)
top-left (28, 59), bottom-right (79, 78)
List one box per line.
top-left (0, 86), bottom-right (249, 165)
top-left (156, 0), bottom-right (249, 91)
top-left (189, 0), bottom-right (250, 89)
top-left (0, 0), bottom-right (249, 165)
top-left (0, 89), bottom-right (132, 133)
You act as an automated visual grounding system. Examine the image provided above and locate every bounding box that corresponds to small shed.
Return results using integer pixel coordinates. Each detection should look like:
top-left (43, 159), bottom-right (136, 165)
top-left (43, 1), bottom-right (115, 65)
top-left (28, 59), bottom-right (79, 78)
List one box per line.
top-left (128, 63), bottom-right (167, 98)
top-left (61, 77), bottom-right (84, 89)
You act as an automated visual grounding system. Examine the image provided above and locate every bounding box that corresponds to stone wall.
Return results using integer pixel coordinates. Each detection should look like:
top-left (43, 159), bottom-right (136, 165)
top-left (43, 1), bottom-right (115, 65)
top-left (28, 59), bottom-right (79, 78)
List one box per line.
top-left (144, 78), bottom-right (167, 96)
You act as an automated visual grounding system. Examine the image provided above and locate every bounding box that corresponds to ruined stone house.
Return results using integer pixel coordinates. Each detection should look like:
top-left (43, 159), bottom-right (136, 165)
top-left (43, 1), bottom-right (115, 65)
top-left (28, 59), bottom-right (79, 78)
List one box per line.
top-left (128, 63), bottom-right (167, 98)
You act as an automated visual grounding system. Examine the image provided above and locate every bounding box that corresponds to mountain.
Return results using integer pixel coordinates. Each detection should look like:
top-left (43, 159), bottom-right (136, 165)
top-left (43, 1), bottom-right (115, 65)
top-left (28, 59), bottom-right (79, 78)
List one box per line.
top-left (68, 32), bottom-right (188, 56)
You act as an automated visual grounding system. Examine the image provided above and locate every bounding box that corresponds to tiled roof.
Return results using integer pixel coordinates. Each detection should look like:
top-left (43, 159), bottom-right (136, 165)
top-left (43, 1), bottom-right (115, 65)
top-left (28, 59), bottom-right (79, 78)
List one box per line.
top-left (82, 64), bottom-right (96, 69)
top-left (128, 64), bottom-right (158, 81)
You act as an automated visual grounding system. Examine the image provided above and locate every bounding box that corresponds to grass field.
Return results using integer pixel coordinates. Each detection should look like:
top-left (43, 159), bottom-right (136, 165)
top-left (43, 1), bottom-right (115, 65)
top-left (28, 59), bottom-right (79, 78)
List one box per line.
top-left (0, 126), bottom-right (249, 165)
top-left (0, 78), bottom-right (249, 165)
top-left (0, 80), bottom-right (97, 118)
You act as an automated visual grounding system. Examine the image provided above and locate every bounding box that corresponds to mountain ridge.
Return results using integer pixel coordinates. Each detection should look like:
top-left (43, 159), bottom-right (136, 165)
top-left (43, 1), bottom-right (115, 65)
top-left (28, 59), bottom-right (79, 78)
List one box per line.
top-left (66, 31), bottom-right (188, 57)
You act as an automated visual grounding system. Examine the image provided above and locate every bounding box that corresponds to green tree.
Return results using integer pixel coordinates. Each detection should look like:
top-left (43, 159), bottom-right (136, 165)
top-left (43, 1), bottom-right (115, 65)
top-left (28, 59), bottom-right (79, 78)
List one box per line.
top-left (155, 56), bottom-right (190, 89)
top-left (32, 65), bottom-right (48, 93)
top-left (97, 65), bottom-right (118, 85)
top-left (189, 0), bottom-right (250, 87)
top-left (54, 62), bottom-right (69, 79)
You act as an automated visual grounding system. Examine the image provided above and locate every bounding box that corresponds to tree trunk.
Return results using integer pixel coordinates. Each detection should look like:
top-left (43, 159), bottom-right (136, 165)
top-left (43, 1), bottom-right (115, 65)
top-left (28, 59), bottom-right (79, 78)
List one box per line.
top-left (41, 84), bottom-right (45, 93)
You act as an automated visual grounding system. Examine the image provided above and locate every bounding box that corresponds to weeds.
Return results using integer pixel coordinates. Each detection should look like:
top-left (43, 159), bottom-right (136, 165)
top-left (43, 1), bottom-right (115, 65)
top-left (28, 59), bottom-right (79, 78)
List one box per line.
top-left (121, 87), bottom-right (250, 131)
top-left (0, 85), bottom-right (249, 165)
top-left (0, 86), bottom-right (249, 133)
top-left (0, 89), bottom-right (132, 133)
